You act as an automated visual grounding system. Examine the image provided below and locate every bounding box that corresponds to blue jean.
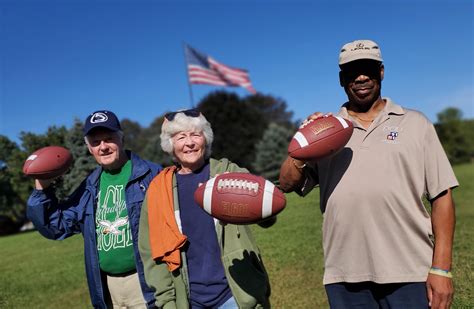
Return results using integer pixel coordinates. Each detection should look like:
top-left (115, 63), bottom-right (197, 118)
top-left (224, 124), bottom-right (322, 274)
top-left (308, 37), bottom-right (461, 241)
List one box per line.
top-left (218, 296), bottom-right (238, 309)
top-left (325, 282), bottom-right (429, 308)
top-left (191, 296), bottom-right (238, 309)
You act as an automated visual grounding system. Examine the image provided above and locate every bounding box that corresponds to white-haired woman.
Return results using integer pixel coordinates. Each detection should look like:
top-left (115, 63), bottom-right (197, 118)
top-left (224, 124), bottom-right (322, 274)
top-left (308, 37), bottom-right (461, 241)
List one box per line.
top-left (138, 109), bottom-right (271, 309)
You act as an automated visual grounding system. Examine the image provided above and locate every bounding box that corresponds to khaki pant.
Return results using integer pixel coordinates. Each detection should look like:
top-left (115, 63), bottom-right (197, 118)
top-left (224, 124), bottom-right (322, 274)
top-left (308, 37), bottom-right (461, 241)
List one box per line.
top-left (106, 271), bottom-right (147, 309)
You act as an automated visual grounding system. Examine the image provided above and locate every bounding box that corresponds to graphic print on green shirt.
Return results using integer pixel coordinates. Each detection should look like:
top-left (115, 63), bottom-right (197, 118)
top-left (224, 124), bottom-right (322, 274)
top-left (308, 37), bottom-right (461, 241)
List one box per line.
top-left (96, 160), bottom-right (136, 274)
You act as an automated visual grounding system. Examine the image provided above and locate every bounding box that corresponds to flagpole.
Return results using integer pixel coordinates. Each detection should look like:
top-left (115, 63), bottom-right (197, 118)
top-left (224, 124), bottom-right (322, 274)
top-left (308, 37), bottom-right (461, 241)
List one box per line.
top-left (182, 42), bottom-right (195, 108)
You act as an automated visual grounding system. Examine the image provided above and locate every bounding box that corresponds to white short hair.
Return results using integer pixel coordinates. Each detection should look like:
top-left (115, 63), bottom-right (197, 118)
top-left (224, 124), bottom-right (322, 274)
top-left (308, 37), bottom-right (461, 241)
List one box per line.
top-left (160, 112), bottom-right (213, 161)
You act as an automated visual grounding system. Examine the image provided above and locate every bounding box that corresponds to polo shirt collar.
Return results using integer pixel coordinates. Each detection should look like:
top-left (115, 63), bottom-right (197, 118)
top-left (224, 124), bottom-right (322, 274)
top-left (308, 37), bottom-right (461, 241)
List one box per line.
top-left (382, 97), bottom-right (405, 116)
top-left (338, 97), bottom-right (405, 117)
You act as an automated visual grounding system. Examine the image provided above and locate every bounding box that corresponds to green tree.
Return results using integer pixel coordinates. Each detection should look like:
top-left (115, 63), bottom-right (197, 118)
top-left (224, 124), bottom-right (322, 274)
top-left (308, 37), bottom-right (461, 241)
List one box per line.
top-left (62, 119), bottom-right (97, 196)
top-left (20, 126), bottom-right (68, 154)
top-left (0, 136), bottom-right (24, 235)
top-left (253, 123), bottom-right (294, 182)
top-left (197, 91), bottom-right (296, 171)
top-left (435, 107), bottom-right (470, 164)
top-left (198, 92), bottom-right (266, 170)
top-left (437, 107), bottom-right (463, 123)
top-left (243, 93), bottom-right (295, 129)
top-left (139, 115), bottom-right (173, 166)
top-left (0, 169), bottom-right (24, 234)
top-left (460, 119), bottom-right (474, 161)
top-left (1, 126), bottom-right (70, 234)
top-left (121, 118), bottom-right (146, 156)
top-left (0, 135), bottom-right (19, 159)
top-left (142, 134), bottom-right (173, 167)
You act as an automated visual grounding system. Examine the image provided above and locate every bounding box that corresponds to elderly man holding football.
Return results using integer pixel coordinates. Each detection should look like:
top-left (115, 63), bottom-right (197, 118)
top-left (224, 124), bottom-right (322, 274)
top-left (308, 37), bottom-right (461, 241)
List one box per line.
top-left (27, 110), bottom-right (162, 308)
top-left (138, 109), bottom-right (272, 309)
top-left (280, 39), bottom-right (458, 309)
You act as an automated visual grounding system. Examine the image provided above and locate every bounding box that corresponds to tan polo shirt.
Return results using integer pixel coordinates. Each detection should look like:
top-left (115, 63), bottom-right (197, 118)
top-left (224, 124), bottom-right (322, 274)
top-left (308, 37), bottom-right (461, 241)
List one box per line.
top-left (302, 98), bottom-right (458, 285)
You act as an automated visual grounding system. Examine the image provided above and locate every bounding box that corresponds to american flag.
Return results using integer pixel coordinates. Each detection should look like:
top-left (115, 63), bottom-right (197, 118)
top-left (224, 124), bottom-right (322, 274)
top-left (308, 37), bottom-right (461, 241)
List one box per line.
top-left (185, 45), bottom-right (256, 94)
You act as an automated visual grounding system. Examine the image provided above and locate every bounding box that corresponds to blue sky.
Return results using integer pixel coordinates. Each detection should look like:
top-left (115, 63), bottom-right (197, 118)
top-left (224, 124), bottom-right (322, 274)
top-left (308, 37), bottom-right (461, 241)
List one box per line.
top-left (1, 0), bottom-right (473, 145)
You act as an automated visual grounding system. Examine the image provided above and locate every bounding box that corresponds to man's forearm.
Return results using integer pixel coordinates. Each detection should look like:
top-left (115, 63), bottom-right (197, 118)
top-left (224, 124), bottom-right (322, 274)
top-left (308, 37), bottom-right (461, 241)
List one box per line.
top-left (431, 189), bottom-right (456, 270)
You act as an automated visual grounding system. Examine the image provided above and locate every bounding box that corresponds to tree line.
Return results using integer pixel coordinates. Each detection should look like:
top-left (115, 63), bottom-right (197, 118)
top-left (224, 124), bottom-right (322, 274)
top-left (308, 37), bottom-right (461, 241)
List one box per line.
top-left (0, 92), bottom-right (472, 235)
top-left (0, 92), bottom-right (296, 234)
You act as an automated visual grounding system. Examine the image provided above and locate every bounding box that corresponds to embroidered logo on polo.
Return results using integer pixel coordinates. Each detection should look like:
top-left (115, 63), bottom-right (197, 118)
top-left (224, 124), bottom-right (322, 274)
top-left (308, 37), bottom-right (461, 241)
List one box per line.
top-left (96, 185), bottom-right (133, 251)
top-left (387, 131), bottom-right (398, 140)
top-left (382, 126), bottom-right (402, 144)
top-left (90, 112), bottom-right (108, 123)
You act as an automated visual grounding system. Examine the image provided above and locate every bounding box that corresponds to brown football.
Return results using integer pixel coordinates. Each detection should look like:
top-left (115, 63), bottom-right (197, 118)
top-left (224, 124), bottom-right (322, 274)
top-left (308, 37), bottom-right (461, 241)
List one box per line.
top-left (23, 146), bottom-right (73, 179)
top-left (288, 115), bottom-right (353, 161)
top-left (194, 172), bottom-right (286, 225)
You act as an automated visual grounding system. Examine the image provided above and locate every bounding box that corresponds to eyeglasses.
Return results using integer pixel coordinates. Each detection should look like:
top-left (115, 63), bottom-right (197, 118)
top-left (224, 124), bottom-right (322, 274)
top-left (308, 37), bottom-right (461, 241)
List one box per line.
top-left (164, 109), bottom-right (201, 121)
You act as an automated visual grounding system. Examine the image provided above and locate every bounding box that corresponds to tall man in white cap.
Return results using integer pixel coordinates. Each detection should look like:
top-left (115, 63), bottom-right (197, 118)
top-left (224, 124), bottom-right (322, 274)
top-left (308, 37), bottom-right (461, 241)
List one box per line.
top-left (27, 110), bottom-right (162, 308)
top-left (279, 40), bottom-right (458, 308)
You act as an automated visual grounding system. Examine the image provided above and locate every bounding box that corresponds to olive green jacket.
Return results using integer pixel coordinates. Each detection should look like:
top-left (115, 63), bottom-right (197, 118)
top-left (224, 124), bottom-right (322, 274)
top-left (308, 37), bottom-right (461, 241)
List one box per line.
top-left (138, 158), bottom-right (271, 309)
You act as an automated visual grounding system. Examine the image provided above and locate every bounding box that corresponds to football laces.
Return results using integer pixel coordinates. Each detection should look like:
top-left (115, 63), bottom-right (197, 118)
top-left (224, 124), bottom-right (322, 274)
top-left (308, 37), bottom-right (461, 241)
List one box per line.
top-left (217, 178), bottom-right (259, 194)
top-left (299, 118), bottom-right (314, 129)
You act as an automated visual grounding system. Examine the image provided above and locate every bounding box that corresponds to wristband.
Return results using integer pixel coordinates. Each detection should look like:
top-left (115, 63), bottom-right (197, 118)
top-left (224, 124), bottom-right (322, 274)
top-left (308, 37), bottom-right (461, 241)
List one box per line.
top-left (429, 267), bottom-right (453, 278)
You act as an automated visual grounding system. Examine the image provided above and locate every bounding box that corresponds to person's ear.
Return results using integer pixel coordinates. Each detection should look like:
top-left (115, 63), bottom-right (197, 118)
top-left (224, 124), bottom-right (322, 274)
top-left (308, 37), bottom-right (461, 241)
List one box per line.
top-left (380, 64), bottom-right (385, 81)
top-left (339, 71), bottom-right (345, 87)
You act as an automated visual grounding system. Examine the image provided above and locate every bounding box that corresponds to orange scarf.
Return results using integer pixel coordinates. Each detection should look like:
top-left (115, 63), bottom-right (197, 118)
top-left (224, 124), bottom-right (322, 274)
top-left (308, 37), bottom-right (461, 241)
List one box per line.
top-left (147, 166), bottom-right (187, 272)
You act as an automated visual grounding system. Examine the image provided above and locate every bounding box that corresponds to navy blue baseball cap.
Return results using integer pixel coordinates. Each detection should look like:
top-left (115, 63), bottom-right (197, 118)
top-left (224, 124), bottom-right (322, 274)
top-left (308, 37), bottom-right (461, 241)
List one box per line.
top-left (83, 110), bottom-right (122, 136)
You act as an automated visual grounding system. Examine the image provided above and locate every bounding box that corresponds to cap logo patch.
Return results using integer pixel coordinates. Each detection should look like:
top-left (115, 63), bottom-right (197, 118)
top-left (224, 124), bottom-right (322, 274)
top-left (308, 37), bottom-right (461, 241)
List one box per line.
top-left (352, 42), bottom-right (377, 51)
top-left (90, 112), bottom-right (108, 124)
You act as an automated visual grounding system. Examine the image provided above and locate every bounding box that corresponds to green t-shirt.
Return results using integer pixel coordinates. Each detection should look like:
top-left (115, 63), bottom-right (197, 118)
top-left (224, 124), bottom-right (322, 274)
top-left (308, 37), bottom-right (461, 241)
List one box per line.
top-left (96, 160), bottom-right (135, 274)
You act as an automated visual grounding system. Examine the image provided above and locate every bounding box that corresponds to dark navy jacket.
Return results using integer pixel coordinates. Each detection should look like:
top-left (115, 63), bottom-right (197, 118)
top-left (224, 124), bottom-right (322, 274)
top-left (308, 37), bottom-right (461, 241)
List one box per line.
top-left (27, 152), bottom-right (161, 308)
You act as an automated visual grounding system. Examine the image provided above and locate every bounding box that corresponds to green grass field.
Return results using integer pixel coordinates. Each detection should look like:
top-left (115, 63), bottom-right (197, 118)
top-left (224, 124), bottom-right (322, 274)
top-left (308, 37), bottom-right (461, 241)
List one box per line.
top-left (0, 164), bottom-right (472, 308)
